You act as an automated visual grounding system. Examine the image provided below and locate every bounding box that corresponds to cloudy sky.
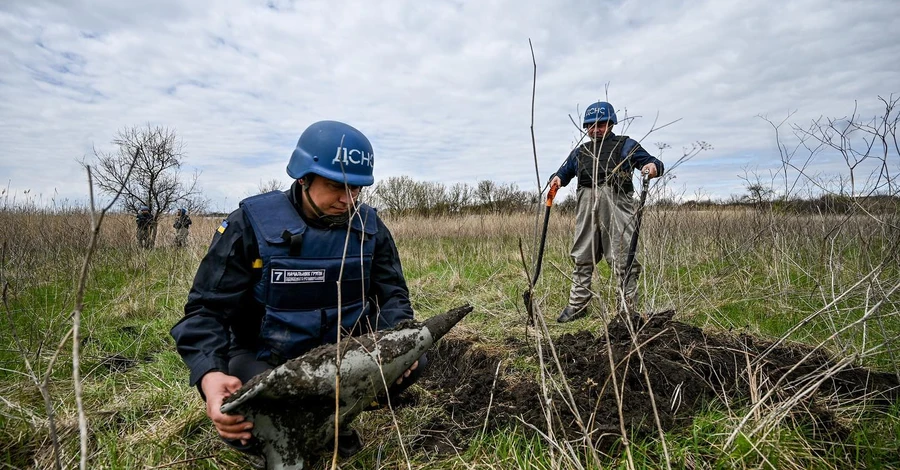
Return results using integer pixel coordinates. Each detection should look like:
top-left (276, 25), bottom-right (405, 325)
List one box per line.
top-left (2, 0), bottom-right (898, 210)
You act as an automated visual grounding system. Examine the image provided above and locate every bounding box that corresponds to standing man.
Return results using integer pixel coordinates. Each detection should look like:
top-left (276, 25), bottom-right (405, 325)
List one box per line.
top-left (173, 208), bottom-right (192, 247)
top-left (136, 206), bottom-right (153, 249)
top-left (170, 120), bottom-right (423, 462)
top-left (549, 101), bottom-right (664, 323)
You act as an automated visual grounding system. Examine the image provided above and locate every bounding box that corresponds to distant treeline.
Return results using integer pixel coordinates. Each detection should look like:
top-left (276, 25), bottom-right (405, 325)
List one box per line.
top-left (366, 176), bottom-right (898, 216)
top-left (365, 176), bottom-right (539, 216)
top-left (359, 176), bottom-right (898, 217)
top-left (652, 194), bottom-right (900, 215)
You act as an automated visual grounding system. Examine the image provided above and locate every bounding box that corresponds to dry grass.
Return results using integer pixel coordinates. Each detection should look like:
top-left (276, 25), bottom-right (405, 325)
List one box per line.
top-left (1, 200), bottom-right (898, 469)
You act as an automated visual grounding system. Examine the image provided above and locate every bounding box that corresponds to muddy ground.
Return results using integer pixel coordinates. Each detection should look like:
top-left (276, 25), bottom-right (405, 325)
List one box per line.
top-left (411, 310), bottom-right (900, 454)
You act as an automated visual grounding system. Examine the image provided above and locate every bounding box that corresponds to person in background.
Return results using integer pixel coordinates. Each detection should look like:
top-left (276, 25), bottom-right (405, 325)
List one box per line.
top-left (173, 208), bottom-right (192, 247)
top-left (549, 101), bottom-right (664, 323)
top-left (136, 206), bottom-right (153, 249)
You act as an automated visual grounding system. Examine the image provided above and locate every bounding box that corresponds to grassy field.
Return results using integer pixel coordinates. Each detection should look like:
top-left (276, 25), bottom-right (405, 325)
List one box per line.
top-left (1, 202), bottom-right (898, 469)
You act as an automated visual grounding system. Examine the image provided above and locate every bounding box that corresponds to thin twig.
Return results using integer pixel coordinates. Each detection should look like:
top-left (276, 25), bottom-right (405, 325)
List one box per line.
top-left (616, 312), bottom-right (672, 469)
top-left (70, 155), bottom-right (138, 469)
top-left (528, 38), bottom-right (541, 193)
top-left (481, 360), bottom-right (503, 437)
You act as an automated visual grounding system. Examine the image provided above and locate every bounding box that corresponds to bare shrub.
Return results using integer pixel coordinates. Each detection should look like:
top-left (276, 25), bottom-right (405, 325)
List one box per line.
top-left (83, 125), bottom-right (204, 248)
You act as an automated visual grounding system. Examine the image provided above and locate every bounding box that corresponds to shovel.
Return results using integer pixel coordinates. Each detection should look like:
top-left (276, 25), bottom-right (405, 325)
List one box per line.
top-left (523, 182), bottom-right (559, 324)
top-left (622, 172), bottom-right (651, 306)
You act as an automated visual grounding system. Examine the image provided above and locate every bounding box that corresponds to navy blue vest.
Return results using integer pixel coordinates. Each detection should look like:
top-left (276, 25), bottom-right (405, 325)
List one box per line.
top-left (576, 135), bottom-right (637, 193)
top-left (240, 191), bottom-right (378, 363)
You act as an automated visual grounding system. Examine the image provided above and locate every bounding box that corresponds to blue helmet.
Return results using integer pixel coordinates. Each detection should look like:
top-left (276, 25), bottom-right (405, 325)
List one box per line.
top-left (583, 101), bottom-right (617, 126)
top-left (139, 205), bottom-right (150, 212)
top-left (178, 208), bottom-right (186, 215)
top-left (286, 120), bottom-right (375, 187)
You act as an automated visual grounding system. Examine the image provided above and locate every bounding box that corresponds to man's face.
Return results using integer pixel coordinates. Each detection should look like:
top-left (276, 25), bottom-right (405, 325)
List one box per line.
top-left (303, 176), bottom-right (361, 216)
top-left (584, 121), bottom-right (611, 140)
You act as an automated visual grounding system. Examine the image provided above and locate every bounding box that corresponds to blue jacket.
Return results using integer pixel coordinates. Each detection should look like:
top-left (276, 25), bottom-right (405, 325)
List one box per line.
top-left (171, 182), bottom-right (415, 386)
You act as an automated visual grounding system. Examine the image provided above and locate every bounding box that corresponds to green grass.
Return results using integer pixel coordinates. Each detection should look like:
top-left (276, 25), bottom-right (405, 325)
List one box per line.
top-left (1, 209), bottom-right (898, 469)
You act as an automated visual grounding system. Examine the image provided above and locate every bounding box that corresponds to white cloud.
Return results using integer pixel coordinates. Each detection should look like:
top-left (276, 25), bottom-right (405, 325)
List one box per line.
top-left (1, 0), bottom-right (898, 210)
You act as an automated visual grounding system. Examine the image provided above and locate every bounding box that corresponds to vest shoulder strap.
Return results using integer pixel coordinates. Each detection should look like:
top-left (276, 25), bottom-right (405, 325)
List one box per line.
top-left (240, 191), bottom-right (307, 244)
top-left (349, 204), bottom-right (379, 236)
top-left (619, 135), bottom-right (636, 159)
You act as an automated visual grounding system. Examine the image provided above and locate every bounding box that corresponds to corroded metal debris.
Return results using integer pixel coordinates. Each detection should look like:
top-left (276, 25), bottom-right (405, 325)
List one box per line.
top-left (221, 304), bottom-right (473, 470)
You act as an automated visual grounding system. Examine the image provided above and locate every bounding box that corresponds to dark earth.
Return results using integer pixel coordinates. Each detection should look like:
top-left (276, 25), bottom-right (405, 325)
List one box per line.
top-left (409, 310), bottom-right (900, 455)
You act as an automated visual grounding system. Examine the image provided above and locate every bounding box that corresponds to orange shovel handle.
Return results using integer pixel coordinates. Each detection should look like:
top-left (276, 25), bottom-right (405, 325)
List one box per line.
top-left (546, 183), bottom-right (559, 207)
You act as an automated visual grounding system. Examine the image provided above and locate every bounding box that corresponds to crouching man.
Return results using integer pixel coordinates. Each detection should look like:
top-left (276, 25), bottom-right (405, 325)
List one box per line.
top-left (171, 120), bottom-right (424, 464)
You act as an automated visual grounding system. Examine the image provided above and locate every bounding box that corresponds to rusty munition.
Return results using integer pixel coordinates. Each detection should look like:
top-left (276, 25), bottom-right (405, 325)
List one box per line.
top-left (220, 304), bottom-right (473, 470)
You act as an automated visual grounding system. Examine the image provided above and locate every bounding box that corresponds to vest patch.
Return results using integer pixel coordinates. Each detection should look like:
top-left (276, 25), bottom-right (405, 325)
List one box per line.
top-left (271, 269), bottom-right (326, 284)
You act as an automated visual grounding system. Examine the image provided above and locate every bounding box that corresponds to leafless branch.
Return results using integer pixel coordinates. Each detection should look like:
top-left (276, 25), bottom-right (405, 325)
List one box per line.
top-left (69, 153), bottom-right (138, 469)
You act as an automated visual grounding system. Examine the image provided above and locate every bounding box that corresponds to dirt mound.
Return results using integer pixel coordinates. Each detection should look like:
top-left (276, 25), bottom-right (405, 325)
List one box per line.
top-left (416, 310), bottom-right (899, 453)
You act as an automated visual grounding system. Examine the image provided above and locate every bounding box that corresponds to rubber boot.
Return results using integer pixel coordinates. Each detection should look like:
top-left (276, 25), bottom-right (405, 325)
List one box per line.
top-left (557, 304), bottom-right (590, 323)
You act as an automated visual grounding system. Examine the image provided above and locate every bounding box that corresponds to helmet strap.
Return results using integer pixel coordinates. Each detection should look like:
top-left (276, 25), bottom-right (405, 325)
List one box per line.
top-left (301, 176), bottom-right (352, 227)
top-left (300, 177), bottom-right (326, 218)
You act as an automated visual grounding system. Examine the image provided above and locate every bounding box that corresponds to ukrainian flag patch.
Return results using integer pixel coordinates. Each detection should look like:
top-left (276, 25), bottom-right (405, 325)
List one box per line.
top-left (217, 220), bottom-right (229, 234)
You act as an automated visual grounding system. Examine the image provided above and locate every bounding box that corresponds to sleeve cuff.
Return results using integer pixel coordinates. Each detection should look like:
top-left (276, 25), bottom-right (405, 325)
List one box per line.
top-left (187, 354), bottom-right (229, 387)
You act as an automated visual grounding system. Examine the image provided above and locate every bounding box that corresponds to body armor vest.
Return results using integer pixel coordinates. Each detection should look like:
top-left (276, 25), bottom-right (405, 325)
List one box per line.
top-left (240, 191), bottom-right (378, 364)
top-left (576, 134), bottom-right (636, 193)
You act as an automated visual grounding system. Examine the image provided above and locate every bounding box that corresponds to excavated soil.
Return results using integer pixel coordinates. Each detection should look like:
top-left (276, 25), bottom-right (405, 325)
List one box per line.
top-left (412, 310), bottom-right (900, 454)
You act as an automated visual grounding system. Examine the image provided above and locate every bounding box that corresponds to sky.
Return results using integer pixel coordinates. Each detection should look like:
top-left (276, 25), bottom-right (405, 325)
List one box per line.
top-left (1, 0), bottom-right (899, 211)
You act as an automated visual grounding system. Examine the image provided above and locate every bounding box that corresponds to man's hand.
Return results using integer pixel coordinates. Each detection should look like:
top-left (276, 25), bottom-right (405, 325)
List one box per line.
top-left (200, 371), bottom-right (254, 443)
top-left (640, 163), bottom-right (658, 179)
top-left (549, 176), bottom-right (562, 189)
top-left (395, 360), bottom-right (418, 385)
